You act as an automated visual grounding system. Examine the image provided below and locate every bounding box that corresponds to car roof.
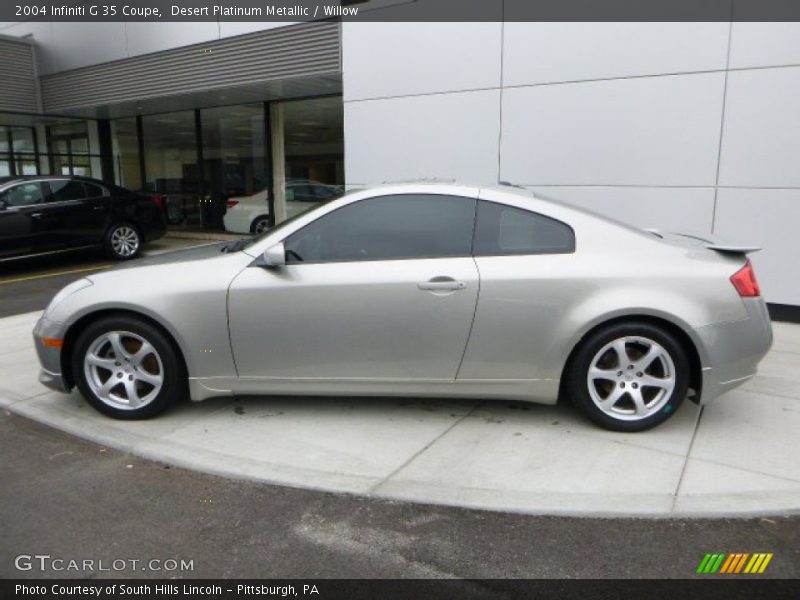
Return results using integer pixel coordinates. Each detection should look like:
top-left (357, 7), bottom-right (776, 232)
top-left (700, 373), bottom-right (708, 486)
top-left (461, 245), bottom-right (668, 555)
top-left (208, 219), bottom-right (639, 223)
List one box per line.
top-left (0, 174), bottom-right (108, 185)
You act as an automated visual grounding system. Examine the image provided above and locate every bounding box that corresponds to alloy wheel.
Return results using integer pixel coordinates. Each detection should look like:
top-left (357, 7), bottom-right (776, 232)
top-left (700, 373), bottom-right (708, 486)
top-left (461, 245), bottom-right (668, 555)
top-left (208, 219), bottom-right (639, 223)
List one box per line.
top-left (254, 219), bottom-right (269, 234)
top-left (586, 336), bottom-right (677, 421)
top-left (83, 331), bottom-right (164, 410)
top-left (110, 226), bottom-right (140, 257)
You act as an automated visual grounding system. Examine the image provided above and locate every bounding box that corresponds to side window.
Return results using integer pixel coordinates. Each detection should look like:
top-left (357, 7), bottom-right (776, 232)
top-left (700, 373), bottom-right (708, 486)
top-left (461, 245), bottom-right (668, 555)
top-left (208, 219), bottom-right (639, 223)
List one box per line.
top-left (473, 200), bottom-right (575, 256)
top-left (0, 182), bottom-right (45, 207)
top-left (84, 183), bottom-right (105, 198)
top-left (284, 194), bottom-right (476, 264)
top-left (48, 179), bottom-right (86, 202)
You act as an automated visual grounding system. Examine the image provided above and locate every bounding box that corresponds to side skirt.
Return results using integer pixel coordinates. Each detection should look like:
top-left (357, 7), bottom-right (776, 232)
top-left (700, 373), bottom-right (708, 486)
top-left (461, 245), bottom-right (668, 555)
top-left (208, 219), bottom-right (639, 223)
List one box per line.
top-left (188, 376), bottom-right (560, 405)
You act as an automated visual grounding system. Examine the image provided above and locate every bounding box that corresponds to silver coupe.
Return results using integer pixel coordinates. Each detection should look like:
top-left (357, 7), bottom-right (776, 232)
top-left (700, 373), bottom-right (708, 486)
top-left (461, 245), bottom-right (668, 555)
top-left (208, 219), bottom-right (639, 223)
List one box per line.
top-left (33, 183), bottom-right (772, 431)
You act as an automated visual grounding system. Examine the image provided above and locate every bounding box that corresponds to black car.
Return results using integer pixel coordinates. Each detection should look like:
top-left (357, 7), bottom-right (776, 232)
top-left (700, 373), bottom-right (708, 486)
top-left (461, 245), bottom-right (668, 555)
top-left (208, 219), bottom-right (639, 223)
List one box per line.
top-left (0, 175), bottom-right (166, 262)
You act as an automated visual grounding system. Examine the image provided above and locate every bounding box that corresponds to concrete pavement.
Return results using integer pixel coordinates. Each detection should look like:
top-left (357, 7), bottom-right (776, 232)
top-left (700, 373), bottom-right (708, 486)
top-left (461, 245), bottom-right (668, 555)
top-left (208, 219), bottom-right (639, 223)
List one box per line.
top-left (1, 311), bottom-right (799, 518)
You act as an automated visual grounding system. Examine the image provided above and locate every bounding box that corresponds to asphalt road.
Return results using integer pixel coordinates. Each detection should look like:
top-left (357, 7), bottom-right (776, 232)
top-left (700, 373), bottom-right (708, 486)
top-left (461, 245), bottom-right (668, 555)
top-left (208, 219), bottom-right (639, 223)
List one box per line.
top-left (1, 240), bottom-right (798, 583)
top-left (1, 410), bottom-right (798, 580)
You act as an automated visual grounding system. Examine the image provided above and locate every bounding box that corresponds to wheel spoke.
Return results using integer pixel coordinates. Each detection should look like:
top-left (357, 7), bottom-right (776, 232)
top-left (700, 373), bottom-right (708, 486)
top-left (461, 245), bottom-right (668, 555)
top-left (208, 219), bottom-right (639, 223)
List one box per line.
top-left (123, 378), bottom-right (140, 407)
top-left (612, 340), bottom-right (629, 367)
top-left (640, 374), bottom-right (675, 390)
top-left (635, 344), bottom-right (664, 370)
top-left (86, 353), bottom-right (116, 370)
top-left (589, 366), bottom-right (617, 381)
top-left (98, 376), bottom-right (117, 397)
top-left (135, 369), bottom-right (162, 387)
top-left (600, 386), bottom-right (625, 408)
top-left (108, 333), bottom-right (129, 360)
top-left (629, 388), bottom-right (648, 416)
top-left (131, 341), bottom-right (155, 367)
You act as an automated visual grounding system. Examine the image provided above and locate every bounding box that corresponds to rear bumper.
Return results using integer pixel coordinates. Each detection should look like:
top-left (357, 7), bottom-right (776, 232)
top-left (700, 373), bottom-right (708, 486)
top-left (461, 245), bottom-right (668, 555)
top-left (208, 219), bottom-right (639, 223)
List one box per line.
top-left (142, 218), bottom-right (167, 242)
top-left (694, 298), bottom-right (773, 405)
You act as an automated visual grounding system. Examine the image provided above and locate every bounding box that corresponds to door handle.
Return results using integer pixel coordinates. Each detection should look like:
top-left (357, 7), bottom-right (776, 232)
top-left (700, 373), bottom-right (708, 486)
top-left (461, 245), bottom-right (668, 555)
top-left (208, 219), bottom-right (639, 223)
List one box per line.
top-left (93, 206), bottom-right (105, 211)
top-left (30, 213), bottom-right (43, 218)
top-left (418, 278), bottom-right (467, 292)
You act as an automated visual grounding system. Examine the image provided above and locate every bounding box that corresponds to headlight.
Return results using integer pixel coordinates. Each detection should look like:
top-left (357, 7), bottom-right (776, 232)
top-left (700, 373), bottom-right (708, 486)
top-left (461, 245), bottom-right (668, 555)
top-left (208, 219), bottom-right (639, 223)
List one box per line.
top-left (44, 278), bottom-right (93, 317)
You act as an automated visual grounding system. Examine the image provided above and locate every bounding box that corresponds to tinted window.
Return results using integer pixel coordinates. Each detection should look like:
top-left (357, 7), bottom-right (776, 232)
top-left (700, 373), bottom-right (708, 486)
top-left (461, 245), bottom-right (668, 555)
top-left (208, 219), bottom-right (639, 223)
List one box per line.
top-left (0, 182), bottom-right (44, 207)
top-left (285, 194), bottom-right (476, 263)
top-left (48, 179), bottom-right (86, 202)
top-left (473, 200), bottom-right (575, 256)
top-left (84, 183), bottom-right (105, 198)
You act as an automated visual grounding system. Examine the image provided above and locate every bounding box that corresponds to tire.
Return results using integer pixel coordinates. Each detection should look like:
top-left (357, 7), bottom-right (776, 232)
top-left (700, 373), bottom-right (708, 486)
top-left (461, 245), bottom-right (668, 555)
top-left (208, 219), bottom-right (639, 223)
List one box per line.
top-left (250, 215), bottom-right (269, 235)
top-left (104, 222), bottom-right (142, 260)
top-left (71, 316), bottom-right (186, 419)
top-left (564, 322), bottom-right (689, 432)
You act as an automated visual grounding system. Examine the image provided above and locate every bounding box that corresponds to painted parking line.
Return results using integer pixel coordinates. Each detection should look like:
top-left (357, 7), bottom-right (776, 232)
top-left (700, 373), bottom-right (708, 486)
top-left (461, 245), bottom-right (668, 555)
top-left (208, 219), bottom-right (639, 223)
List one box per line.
top-left (0, 264), bottom-right (111, 286)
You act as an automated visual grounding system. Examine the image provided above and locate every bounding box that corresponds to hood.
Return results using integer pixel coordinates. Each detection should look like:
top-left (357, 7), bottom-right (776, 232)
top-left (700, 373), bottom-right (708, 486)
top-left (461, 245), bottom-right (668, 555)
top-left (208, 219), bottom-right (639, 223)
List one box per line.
top-left (108, 241), bottom-right (233, 270)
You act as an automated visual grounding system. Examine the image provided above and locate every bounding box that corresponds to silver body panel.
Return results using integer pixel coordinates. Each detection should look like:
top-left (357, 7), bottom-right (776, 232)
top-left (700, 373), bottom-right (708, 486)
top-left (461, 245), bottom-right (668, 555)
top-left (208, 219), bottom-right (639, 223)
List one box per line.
top-left (33, 184), bottom-right (773, 408)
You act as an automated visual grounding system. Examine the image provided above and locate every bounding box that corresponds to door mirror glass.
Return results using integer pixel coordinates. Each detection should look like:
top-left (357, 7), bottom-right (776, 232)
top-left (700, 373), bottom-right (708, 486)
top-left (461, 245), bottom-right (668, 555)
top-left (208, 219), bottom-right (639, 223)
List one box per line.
top-left (263, 242), bottom-right (286, 267)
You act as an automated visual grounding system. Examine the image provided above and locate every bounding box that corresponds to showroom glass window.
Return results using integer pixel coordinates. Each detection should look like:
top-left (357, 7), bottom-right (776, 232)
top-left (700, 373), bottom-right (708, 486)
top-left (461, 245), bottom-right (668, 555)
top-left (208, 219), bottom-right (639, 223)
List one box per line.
top-left (281, 97), bottom-right (345, 220)
top-left (201, 104), bottom-right (267, 230)
top-left (0, 126), bottom-right (39, 177)
top-left (141, 111), bottom-right (200, 228)
top-left (284, 194), bottom-right (476, 264)
top-left (48, 121), bottom-right (92, 176)
top-left (473, 201), bottom-right (575, 255)
top-left (110, 118), bottom-right (142, 191)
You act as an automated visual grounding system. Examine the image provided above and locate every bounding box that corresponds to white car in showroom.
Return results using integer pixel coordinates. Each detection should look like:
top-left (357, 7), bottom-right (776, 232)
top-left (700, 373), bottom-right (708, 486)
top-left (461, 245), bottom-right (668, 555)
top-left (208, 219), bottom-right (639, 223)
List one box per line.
top-left (223, 181), bottom-right (343, 234)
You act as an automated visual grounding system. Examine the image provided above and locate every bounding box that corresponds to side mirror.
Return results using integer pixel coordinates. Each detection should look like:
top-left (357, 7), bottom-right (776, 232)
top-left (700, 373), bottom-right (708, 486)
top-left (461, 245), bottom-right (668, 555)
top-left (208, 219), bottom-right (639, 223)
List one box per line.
top-left (263, 242), bottom-right (286, 267)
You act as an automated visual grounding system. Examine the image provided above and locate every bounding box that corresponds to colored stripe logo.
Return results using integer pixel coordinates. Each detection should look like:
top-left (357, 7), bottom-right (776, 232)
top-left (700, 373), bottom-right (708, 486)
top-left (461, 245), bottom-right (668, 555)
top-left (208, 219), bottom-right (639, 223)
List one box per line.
top-left (696, 552), bottom-right (773, 574)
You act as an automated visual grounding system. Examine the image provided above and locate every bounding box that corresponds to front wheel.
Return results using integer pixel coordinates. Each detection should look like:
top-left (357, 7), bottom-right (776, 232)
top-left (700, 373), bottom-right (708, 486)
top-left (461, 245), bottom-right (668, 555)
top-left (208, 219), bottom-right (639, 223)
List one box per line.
top-left (71, 316), bottom-right (185, 419)
top-left (564, 322), bottom-right (690, 432)
top-left (105, 223), bottom-right (141, 260)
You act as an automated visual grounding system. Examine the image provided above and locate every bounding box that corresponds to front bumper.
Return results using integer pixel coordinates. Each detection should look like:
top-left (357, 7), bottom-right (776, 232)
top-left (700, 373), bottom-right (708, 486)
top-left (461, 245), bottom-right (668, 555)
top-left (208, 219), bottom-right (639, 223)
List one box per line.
top-left (39, 368), bottom-right (70, 393)
top-left (32, 314), bottom-right (71, 394)
top-left (694, 298), bottom-right (773, 405)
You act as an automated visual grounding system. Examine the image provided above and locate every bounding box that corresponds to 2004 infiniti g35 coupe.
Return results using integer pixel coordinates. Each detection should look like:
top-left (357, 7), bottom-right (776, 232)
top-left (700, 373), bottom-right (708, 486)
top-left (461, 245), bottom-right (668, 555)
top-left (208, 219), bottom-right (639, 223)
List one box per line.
top-left (33, 184), bottom-right (773, 431)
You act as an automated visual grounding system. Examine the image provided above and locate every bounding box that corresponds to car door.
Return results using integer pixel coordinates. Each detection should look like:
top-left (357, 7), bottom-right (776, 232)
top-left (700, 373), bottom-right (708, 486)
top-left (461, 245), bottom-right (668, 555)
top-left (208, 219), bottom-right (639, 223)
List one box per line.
top-left (458, 199), bottom-right (577, 380)
top-left (0, 181), bottom-right (51, 259)
top-left (44, 179), bottom-right (109, 248)
top-left (228, 193), bottom-right (480, 380)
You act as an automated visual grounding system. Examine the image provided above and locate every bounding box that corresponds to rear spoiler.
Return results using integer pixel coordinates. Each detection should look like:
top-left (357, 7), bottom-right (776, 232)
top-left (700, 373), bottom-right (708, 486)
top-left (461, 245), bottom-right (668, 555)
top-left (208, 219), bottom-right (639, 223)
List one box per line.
top-left (703, 243), bottom-right (762, 255)
top-left (644, 229), bottom-right (762, 255)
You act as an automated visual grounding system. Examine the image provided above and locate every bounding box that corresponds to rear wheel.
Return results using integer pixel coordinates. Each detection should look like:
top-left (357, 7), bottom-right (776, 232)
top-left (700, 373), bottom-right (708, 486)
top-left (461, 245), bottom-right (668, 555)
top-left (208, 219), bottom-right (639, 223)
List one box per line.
top-left (71, 316), bottom-right (185, 419)
top-left (251, 215), bottom-right (269, 234)
top-left (104, 222), bottom-right (141, 260)
top-left (564, 322), bottom-right (689, 432)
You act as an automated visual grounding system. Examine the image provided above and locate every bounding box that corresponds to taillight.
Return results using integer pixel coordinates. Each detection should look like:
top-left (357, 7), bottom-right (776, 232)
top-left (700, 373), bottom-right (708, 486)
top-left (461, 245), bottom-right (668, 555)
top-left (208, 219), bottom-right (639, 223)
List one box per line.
top-left (149, 193), bottom-right (166, 210)
top-left (730, 261), bottom-right (761, 297)
top-left (226, 200), bottom-right (239, 209)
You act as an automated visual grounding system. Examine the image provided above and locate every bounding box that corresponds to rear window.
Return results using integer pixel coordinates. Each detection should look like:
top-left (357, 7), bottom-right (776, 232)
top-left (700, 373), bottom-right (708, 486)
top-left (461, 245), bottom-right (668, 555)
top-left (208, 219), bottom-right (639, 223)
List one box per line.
top-left (473, 200), bottom-right (575, 256)
top-left (84, 183), bottom-right (105, 198)
top-left (48, 180), bottom-right (86, 202)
